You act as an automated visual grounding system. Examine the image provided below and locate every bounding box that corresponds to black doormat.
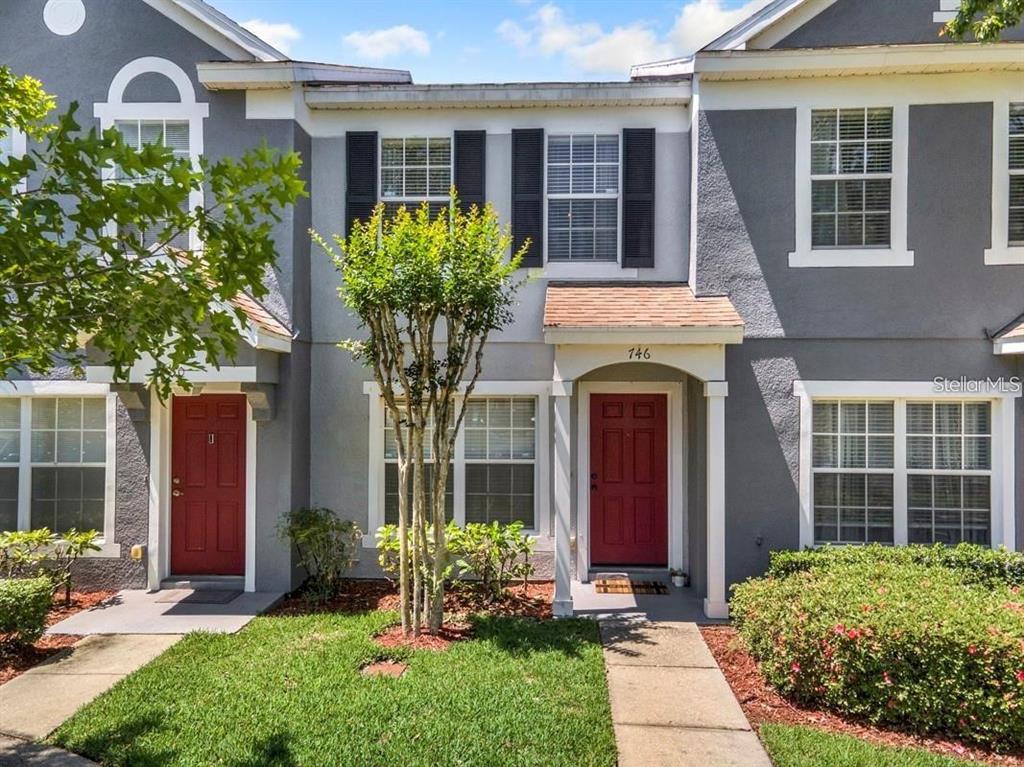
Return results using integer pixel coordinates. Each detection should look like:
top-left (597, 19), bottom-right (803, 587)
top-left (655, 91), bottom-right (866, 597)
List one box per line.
top-left (155, 589), bottom-right (242, 604)
top-left (593, 579), bottom-right (668, 595)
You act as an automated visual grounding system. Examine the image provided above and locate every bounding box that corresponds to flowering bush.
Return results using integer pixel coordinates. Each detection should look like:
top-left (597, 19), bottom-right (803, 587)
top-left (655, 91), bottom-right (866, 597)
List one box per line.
top-left (732, 561), bottom-right (1024, 750)
top-left (767, 543), bottom-right (1024, 587)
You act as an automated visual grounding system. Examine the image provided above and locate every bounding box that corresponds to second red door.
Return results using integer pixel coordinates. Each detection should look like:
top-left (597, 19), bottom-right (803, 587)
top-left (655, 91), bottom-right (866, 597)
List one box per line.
top-left (590, 393), bottom-right (668, 567)
top-left (171, 394), bottom-right (246, 576)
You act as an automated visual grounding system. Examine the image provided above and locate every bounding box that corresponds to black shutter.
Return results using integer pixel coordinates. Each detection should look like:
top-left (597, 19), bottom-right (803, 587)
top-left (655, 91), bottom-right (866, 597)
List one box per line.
top-left (511, 128), bottom-right (544, 268)
top-left (454, 130), bottom-right (486, 213)
top-left (622, 128), bottom-right (656, 269)
top-left (346, 131), bottom-right (377, 236)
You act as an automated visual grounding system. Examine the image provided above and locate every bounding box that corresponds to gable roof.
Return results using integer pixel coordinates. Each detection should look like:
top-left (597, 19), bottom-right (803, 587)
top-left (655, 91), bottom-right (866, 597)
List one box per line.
top-left (703, 0), bottom-right (807, 51)
top-left (142, 0), bottom-right (288, 62)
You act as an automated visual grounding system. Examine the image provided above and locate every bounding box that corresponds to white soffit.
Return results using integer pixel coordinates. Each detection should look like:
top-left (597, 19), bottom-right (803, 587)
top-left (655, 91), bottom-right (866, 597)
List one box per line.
top-left (197, 61), bottom-right (412, 90)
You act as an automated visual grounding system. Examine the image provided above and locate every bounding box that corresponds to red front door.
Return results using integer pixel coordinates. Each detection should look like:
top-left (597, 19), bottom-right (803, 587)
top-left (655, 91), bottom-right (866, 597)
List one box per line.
top-left (590, 393), bottom-right (668, 566)
top-left (171, 394), bottom-right (246, 576)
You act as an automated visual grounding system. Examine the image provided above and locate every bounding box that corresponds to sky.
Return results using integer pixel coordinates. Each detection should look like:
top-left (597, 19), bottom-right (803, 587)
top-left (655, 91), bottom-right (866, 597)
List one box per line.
top-left (208, 0), bottom-right (771, 82)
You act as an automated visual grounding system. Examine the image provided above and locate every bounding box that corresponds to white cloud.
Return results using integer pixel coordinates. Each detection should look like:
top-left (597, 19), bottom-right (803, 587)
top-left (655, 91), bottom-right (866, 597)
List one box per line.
top-left (496, 0), bottom-right (772, 76)
top-left (669, 0), bottom-right (772, 56)
top-left (241, 19), bottom-right (301, 55)
top-left (343, 25), bottom-right (431, 60)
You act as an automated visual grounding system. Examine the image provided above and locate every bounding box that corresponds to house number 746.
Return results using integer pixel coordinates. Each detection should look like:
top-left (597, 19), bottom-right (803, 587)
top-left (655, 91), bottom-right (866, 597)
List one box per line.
top-left (627, 346), bottom-right (651, 360)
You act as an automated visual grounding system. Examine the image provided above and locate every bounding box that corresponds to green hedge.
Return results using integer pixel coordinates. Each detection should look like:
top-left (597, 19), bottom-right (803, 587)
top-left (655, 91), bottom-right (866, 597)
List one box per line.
top-left (768, 543), bottom-right (1024, 587)
top-left (0, 577), bottom-right (53, 646)
top-left (732, 562), bottom-right (1024, 750)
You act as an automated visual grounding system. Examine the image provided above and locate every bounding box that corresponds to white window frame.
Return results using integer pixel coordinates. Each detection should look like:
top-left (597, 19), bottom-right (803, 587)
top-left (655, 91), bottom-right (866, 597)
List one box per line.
top-left (794, 381), bottom-right (1017, 551)
top-left (0, 382), bottom-right (119, 557)
top-left (543, 132), bottom-right (623, 268)
top-left (986, 100), bottom-right (1024, 265)
top-left (378, 134), bottom-right (453, 213)
top-left (364, 381), bottom-right (551, 547)
top-left (93, 57), bottom-right (208, 252)
top-left (790, 104), bottom-right (913, 268)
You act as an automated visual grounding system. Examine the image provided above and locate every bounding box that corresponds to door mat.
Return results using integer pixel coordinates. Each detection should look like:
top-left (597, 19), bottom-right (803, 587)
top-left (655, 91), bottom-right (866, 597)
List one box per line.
top-left (594, 579), bottom-right (668, 595)
top-left (155, 589), bottom-right (242, 605)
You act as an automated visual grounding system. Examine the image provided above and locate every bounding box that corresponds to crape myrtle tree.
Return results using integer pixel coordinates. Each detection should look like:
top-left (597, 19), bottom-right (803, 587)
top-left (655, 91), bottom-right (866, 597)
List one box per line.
top-left (0, 67), bottom-right (305, 398)
top-left (316, 198), bottom-right (525, 636)
top-left (945, 0), bottom-right (1024, 39)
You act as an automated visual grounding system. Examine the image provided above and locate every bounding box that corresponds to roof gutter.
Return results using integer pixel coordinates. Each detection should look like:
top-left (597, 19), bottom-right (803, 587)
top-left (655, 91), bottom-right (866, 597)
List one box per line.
top-left (197, 61), bottom-right (412, 90)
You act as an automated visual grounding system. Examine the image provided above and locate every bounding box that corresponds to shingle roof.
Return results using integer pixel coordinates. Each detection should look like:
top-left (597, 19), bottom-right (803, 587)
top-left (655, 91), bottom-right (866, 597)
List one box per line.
top-left (543, 282), bottom-right (743, 330)
top-left (230, 292), bottom-right (293, 340)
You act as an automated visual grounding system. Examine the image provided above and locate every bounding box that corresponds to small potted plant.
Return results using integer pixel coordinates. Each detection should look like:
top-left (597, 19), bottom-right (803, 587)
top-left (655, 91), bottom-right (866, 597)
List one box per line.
top-left (669, 568), bottom-right (688, 588)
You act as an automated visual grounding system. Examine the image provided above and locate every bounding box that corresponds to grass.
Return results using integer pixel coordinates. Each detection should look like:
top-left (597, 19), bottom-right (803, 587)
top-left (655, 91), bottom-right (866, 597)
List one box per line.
top-left (761, 724), bottom-right (985, 767)
top-left (50, 611), bottom-right (616, 767)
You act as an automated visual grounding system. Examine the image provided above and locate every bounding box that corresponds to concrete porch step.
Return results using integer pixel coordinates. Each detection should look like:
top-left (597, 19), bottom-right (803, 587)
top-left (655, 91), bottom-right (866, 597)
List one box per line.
top-left (160, 576), bottom-right (245, 591)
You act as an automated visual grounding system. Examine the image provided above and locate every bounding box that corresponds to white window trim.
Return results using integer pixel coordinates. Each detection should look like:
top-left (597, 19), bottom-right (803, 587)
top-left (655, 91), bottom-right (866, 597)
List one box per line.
top-left (0, 382), bottom-right (119, 557)
top-left (985, 100), bottom-right (1024, 265)
top-left (363, 381), bottom-right (552, 549)
top-left (378, 133), bottom-right (454, 211)
top-left (543, 132), bottom-right (623, 266)
top-left (93, 57), bottom-right (208, 252)
top-left (790, 104), bottom-right (913, 268)
top-left (794, 380), bottom-right (1017, 551)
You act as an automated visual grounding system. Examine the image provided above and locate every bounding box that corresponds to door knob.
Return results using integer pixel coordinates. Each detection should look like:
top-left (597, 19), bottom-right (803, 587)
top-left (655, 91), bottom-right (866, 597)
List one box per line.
top-left (172, 489), bottom-right (183, 497)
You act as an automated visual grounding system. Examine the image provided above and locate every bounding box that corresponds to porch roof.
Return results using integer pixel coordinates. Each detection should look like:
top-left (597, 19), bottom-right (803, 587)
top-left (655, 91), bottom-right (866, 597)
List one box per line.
top-left (993, 312), bottom-right (1024, 355)
top-left (542, 282), bottom-right (744, 345)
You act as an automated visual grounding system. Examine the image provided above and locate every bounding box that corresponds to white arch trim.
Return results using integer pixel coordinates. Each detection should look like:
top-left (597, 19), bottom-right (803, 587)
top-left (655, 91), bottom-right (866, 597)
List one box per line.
top-left (94, 57), bottom-right (210, 126)
top-left (552, 343), bottom-right (727, 384)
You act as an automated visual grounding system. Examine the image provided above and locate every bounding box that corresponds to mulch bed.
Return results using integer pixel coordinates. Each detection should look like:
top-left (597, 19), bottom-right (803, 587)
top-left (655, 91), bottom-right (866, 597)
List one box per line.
top-left (272, 579), bottom-right (553, 622)
top-left (701, 625), bottom-right (1024, 766)
top-left (0, 590), bottom-right (116, 686)
top-left (373, 622), bottom-right (473, 652)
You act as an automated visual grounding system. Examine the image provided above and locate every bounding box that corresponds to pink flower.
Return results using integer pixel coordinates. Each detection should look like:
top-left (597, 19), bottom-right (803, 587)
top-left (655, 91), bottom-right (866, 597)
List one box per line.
top-left (1015, 670), bottom-right (1024, 683)
top-left (883, 671), bottom-right (893, 686)
top-left (791, 662), bottom-right (801, 673)
top-left (834, 624), bottom-right (846, 635)
top-left (967, 645), bottom-right (978, 655)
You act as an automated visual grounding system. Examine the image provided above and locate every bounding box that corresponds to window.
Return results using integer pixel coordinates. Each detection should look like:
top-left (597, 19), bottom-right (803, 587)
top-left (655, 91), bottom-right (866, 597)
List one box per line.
top-left (112, 119), bottom-right (191, 250)
top-left (906, 401), bottom-right (991, 545)
top-left (464, 398), bottom-right (535, 526)
top-left (1009, 103), bottom-right (1024, 246)
top-left (382, 406), bottom-right (453, 526)
top-left (0, 396), bottom-right (111, 537)
top-left (380, 137), bottom-right (451, 219)
top-left (380, 396), bottom-right (538, 530)
top-left (812, 400), bottom-right (894, 544)
top-left (807, 396), bottom-right (996, 547)
top-left (810, 108), bottom-right (893, 249)
top-left (547, 134), bottom-right (619, 261)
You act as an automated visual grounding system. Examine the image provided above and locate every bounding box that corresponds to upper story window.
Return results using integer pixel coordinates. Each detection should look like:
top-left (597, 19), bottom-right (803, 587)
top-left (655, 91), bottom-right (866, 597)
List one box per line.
top-left (547, 134), bottom-right (619, 261)
top-left (810, 108), bottom-right (893, 249)
top-left (380, 137), bottom-right (451, 218)
top-left (0, 395), bottom-right (113, 539)
top-left (1009, 103), bottom-right (1024, 246)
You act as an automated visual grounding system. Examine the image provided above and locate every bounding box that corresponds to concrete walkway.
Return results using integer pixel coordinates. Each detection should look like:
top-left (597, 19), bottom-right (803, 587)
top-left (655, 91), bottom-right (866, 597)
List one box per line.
top-left (600, 620), bottom-right (772, 767)
top-left (0, 736), bottom-right (98, 766)
top-left (0, 634), bottom-right (180, 742)
top-left (47, 589), bottom-right (281, 635)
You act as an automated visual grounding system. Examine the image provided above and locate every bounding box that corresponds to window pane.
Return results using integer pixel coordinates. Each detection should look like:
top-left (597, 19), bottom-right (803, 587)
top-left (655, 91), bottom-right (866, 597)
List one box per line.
top-left (814, 473), bottom-right (837, 507)
top-left (571, 164), bottom-right (594, 194)
top-left (465, 464), bottom-right (534, 527)
top-left (811, 144), bottom-right (836, 175)
top-left (428, 138), bottom-right (450, 166)
top-left (32, 398), bottom-right (56, 429)
top-left (595, 135), bottom-right (618, 163)
top-left (595, 165), bottom-right (618, 193)
top-left (964, 403), bottom-right (991, 434)
top-left (32, 430), bottom-right (55, 462)
top-left (934, 436), bottom-right (962, 470)
top-left (865, 142), bottom-right (892, 173)
top-left (58, 398), bottom-right (81, 430)
top-left (839, 473), bottom-right (865, 507)
top-left (867, 435), bottom-right (893, 468)
top-left (812, 215), bottom-right (836, 248)
top-left (381, 168), bottom-right (402, 197)
top-left (405, 168), bottom-right (427, 196)
top-left (82, 431), bottom-right (106, 463)
top-left (571, 134), bottom-right (594, 163)
top-left (428, 167), bottom-right (450, 196)
top-left (838, 143), bottom-right (865, 174)
top-left (812, 435), bottom-right (837, 468)
top-left (964, 436), bottom-right (990, 471)
top-left (840, 435), bottom-right (866, 468)
top-left (811, 110), bottom-right (837, 141)
top-left (837, 180), bottom-right (864, 213)
top-left (547, 164), bottom-right (570, 194)
top-left (906, 436), bottom-right (933, 469)
top-left (115, 120), bottom-right (139, 148)
top-left (864, 179), bottom-right (891, 211)
top-left (381, 139), bottom-right (403, 166)
top-left (811, 181), bottom-right (836, 213)
top-left (839, 109), bottom-right (866, 141)
top-left (140, 121), bottom-right (164, 146)
top-left (0, 399), bottom-right (19, 430)
top-left (405, 138), bottom-right (427, 166)
top-left (836, 214), bottom-right (864, 246)
top-left (164, 122), bottom-right (189, 154)
top-left (1009, 136), bottom-right (1024, 170)
top-left (82, 399), bottom-right (106, 429)
top-left (813, 401), bottom-right (838, 433)
top-left (906, 403), bottom-right (932, 434)
top-left (31, 467), bottom-right (105, 534)
top-left (866, 108), bottom-right (893, 139)
top-left (868, 402), bottom-right (893, 433)
top-left (864, 214), bottom-right (890, 247)
top-left (934, 403), bottom-right (961, 434)
top-left (840, 402), bottom-right (866, 433)
top-left (57, 431), bottom-right (82, 463)
top-left (0, 467), bottom-right (17, 532)
top-left (547, 135), bottom-right (570, 163)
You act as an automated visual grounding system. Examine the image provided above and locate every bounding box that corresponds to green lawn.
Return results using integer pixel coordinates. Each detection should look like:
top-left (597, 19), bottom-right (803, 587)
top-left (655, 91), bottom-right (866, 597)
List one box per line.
top-left (761, 724), bottom-right (984, 767)
top-left (51, 611), bottom-right (616, 767)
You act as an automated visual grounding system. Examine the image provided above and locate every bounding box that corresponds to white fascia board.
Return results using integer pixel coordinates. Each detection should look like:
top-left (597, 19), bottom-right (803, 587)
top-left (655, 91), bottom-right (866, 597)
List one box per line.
top-left (994, 338), bottom-right (1024, 356)
top-left (252, 329), bottom-right (292, 353)
top-left (543, 326), bottom-right (744, 346)
top-left (86, 365), bottom-right (260, 385)
top-left (0, 381), bottom-right (110, 396)
top-left (303, 82), bottom-right (692, 110)
top-left (694, 43), bottom-right (1024, 80)
top-left (197, 61), bottom-right (412, 91)
top-left (142, 0), bottom-right (284, 62)
top-left (702, 0), bottom-right (806, 51)
top-left (629, 56), bottom-right (694, 81)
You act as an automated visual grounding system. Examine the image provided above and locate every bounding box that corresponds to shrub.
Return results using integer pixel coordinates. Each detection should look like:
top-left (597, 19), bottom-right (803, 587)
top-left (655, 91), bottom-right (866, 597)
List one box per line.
top-left (450, 521), bottom-right (535, 599)
top-left (376, 521), bottom-right (535, 598)
top-left (0, 576), bottom-right (53, 647)
top-left (731, 561), bottom-right (1024, 750)
top-left (0, 529), bottom-right (53, 579)
top-left (767, 543), bottom-right (1024, 587)
top-left (375, 521), bottom-right (459, 584)
top-left (49, 530), bottom-right (101, 606)
top-left (278, 508), bottom-right (361, 603)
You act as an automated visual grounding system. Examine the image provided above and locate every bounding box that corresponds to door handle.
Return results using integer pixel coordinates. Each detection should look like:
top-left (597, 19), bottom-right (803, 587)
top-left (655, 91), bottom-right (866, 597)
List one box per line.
top-left (172, 489), bottom-right (183, 497)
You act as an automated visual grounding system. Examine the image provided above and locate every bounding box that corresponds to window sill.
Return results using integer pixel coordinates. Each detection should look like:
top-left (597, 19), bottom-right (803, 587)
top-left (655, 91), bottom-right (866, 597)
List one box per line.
top-left (984, 246), bottom-right (1024, 265)
top-left (528, 263), bottom-right (637, 280)
top-left (788, 249), bottom-right (915, 268)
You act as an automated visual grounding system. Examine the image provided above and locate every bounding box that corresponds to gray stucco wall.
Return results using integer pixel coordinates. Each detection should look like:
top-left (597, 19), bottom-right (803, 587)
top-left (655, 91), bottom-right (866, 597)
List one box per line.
top-left (696, 101), bottom-right (1024, 588)
top-left (0, 0), bottom-right (304, 591)
top-left (772, 0), bottom-right (1024, 47)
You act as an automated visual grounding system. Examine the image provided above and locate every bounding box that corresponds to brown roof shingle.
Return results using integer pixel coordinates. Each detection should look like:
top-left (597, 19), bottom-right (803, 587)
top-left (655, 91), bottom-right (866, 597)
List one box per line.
top-left (230, 292), bottom-right (293, 340)
top-left (543, 282), bottom-right (743, 330)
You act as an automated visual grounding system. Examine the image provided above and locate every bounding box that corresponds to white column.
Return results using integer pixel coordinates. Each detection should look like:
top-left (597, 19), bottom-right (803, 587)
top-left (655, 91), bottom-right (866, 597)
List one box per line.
top-left (704, 381), bottom-right (729, 619)
top-left (552, 383), bottom-right (574, 618)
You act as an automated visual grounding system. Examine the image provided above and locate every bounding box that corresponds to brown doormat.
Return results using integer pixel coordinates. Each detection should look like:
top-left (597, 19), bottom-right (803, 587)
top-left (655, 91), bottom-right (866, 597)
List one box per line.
top-left (155, 589), bottom-right (242, 605)
top-left (594, 579), bottom-right (668, 595)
